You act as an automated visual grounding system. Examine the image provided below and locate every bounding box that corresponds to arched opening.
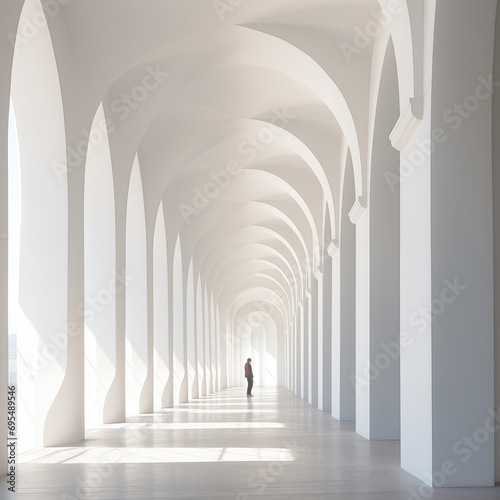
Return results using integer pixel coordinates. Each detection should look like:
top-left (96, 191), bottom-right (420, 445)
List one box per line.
top-left (235, 309), bottom-right (279, 388)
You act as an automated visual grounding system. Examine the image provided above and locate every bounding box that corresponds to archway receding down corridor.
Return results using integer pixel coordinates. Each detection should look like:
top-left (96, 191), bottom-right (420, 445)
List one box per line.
top-left (2, 0), bottom-right (500, 497)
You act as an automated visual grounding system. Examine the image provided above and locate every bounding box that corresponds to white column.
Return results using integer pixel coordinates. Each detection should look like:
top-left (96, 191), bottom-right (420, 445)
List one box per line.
top-left (401, 1), bottom-right (496, 487)
top-left (355, 37), bottom-right (401, 441)
top-left (204, 288), bottom-right (212, 394)
top-left (304, 294), bottom-right (310, 401)
top-left (1, 0), bottom-right (22, 473)
top-left (492, 0), bottom-right (500, 483)
top-left (317, 272), bottom-right (325, 409)
top-left (172, 236), bottom-right (185, 405)
top-left (210, 294), bottom-right (217, 391)
top-left (109, 200), bottom-right (127, 422)
top-left (221, 317), bottom-right (229, 389)
top-left (237, 317), bottom-right (247, 389)
top-left (289, 319), bottom-right (292, 391)
top-left (320, 242), bottom-right (332, 412)
top-left (164, 241), bottom-right (174, 408)
top-left (299, 303), bottom-right (305, 398)
top-left (186, 263), bottom-right (197, 400)
top-left (196, 279), bottom-right (205, 396)
top-left (83, 104), bottom-right (118, 426)
top-left (0, 98), bottom-right (7, 476)
top-left (12, 0), bottom-right (75, 446)
top-left (332, 159), bottom-right (356, 421)
top-left (354, 210), bottom-right (370, 437)
top-left (259, 322), bottom-right (267, 386)
top-left (153, 205), bottom-right (169, 409)
top-left (125, 157), bottom-right (148, 415)
top-left (218, 309), bottom-right (227, 389)
top-left (215, 304), bottom-right (221, 391)
top-left (309, 276), bottom-right (319, 407)
top-left (292, 316), bottom-right (298, 394)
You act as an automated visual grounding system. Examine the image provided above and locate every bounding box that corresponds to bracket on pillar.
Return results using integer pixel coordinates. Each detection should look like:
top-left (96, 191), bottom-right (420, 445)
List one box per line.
top-left (313, 267), bottom-right (322, 280)
top-left (389, 97), bottom-right (423, 152)
top-left (348, 196), bottom-right (366, 224)
top-left (313, 247), bottom-right (322, 275)
top-left (327, 239), bottom-right (339, 257)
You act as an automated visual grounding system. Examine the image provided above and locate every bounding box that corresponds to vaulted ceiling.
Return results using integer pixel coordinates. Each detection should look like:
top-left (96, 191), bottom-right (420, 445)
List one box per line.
top-left (48, 0), bottom-right (384, 330)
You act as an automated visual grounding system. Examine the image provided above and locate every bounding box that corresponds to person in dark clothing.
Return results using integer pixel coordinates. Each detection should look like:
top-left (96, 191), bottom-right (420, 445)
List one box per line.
top-left (244, 358), bottom-right (254, 397)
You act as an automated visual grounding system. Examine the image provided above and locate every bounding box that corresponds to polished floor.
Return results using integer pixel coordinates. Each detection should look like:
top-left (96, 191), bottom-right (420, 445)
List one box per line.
top-left (3, 387), bottom-right (500, 499)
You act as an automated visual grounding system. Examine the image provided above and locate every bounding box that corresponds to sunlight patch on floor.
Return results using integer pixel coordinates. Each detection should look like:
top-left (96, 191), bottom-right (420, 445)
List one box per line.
top-left (19, 446), bottom-right (295, 464)
top-left (92, 422), bottom-right (285, 430)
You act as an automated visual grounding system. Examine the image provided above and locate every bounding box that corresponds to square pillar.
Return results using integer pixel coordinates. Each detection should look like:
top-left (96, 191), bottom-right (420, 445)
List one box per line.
top-left (400, 0), bottom-right (496, 487)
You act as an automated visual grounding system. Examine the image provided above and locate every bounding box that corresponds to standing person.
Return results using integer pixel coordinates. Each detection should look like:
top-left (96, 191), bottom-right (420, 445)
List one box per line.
top-left (244, 358), bottom-right (254, 397)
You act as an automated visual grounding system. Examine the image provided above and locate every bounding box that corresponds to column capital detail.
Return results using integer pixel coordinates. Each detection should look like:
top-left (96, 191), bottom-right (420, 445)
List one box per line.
top-left (389, 97), bottom-right (423, 152)
top-left (327, 239), bottom-right (339, 257)
top-left (349, 196), bottom-right (366, 224)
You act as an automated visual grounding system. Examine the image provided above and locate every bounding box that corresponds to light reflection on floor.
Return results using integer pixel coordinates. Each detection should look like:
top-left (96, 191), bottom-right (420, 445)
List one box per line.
top-left (90, 422), bottom-right (285, 430)
top-left (20, 446), bottom-right (294, 464)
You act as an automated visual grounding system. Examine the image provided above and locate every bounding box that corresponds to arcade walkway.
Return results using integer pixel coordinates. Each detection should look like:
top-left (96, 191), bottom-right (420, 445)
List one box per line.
top-left (3, 387), bottom-right (500, 500)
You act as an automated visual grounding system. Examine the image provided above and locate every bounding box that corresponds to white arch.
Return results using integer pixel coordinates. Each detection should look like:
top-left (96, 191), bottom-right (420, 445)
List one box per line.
top-left (377, 0), bottom-right (416, 109)
top-left (161, 118), bottom-right (336, 241)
